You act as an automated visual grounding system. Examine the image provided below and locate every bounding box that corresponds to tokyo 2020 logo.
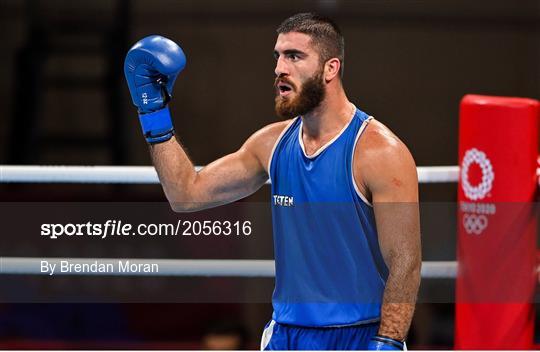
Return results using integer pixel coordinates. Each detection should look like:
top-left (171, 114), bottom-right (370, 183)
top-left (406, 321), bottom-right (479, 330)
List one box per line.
top-left (462, 214), bottom-right (488, 235)
top-left (460, 148), bottom-right (494, 201)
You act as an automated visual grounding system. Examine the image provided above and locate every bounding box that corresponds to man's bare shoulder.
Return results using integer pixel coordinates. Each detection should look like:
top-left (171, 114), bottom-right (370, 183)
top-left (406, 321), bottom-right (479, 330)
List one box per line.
top-left (249, 119), bottom-right (294, 145)
top-left (355, 119), bottom-right (417, 193)
top-left (358, 119), bottom-right (407, 157)
top-left (244, 119), bottom-right (294, 172)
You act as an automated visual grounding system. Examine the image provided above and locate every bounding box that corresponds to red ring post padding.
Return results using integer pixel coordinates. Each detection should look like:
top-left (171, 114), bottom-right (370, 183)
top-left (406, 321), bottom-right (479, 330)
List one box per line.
top-left (456, 95), bottom-right (539, 349)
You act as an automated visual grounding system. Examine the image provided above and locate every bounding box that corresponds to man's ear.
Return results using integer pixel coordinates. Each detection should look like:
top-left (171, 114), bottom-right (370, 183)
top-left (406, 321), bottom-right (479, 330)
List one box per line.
top-left (324, 58), bottom-right (341, 82)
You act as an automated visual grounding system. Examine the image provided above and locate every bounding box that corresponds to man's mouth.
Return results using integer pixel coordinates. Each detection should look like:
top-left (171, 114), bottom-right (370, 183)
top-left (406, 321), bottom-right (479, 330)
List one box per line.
top-left (277, 82), bottom-right (293, 97)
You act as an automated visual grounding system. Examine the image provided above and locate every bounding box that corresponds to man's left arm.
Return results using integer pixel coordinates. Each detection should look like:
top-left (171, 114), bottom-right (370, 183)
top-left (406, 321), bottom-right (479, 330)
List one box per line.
top-left (357, 128), bottom-right (421, 347)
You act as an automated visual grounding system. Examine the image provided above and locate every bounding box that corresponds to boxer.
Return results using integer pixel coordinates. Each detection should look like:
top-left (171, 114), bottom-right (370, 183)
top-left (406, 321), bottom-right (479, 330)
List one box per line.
top-left (125, 13), bottom-right (421, 350)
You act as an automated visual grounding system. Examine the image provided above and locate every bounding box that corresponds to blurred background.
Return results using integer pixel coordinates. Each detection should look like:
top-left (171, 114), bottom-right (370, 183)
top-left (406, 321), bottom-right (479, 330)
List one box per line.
top-left (0, 0), bottom-right (539, 349)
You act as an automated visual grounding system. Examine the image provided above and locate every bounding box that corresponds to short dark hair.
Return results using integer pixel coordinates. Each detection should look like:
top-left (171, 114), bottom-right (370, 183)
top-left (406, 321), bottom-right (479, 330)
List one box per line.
top-left (277, 12), bottom-right (345, 77)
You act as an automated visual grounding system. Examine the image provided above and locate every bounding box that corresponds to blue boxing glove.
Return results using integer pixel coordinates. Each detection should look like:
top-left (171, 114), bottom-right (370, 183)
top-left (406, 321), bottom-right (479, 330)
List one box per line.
top-left (368, 335), bottom-right (405, 350)
top-left (124, 35), bottom-right (186, 144)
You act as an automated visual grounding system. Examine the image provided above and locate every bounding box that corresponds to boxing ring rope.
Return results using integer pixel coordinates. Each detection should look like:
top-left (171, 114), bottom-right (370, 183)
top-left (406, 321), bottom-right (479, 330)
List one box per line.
top-left (0, 164), bottom-right (475, 279)
top-left (0, 165), bottom-right (459, 184)
top-left (0, 258), bottom-right (456, 278)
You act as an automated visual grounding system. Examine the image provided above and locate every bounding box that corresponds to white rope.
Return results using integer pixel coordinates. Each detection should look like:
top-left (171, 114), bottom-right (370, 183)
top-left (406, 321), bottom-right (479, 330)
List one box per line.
top-left (0, 257), bottom-right (456, 279)
top-left (416, 166), bottom-right (458, 183)
top-left (0, 165), bottom-right (459, 184)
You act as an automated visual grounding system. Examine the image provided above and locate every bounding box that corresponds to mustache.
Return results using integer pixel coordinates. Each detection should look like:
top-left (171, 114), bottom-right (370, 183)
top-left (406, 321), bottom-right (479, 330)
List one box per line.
top-left (274, 76), bottom-right (297, 91)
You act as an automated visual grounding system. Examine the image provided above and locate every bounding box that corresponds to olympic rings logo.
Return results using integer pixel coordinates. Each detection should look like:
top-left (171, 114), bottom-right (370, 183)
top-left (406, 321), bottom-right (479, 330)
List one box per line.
top-left (462, 214), bottom-right (488, 235)
top-left (461, 148), bottom-right (494, 201)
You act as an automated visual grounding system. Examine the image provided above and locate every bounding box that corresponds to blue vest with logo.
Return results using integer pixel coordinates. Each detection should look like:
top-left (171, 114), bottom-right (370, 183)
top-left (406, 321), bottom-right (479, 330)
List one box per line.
top-left (269, 106), bottom-right (388, 327)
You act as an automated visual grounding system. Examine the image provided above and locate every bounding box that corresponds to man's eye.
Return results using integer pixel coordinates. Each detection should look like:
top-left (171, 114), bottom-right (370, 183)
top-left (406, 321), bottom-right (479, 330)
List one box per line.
top-left (288, 54), bottom-right (298, 60)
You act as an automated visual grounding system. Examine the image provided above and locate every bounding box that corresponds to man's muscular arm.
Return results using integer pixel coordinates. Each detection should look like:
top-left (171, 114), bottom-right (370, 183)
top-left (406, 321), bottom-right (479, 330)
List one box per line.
top-left (355, 120), bottom-right (421, 343)
top-left (150, 121), bottom-right (289, 212)
top-left (124, 35), bottom-right (289, 212)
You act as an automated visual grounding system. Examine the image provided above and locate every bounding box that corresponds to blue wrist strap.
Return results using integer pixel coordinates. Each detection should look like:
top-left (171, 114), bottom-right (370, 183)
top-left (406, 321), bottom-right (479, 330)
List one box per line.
top-left (368, 335), bottom-right (404, 350)
top-left (138, 106), bottom-right (174, 144)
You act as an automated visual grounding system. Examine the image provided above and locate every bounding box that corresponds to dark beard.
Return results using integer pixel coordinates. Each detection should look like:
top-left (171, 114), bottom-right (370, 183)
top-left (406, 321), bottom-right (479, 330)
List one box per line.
top-left (274, 69), bottom-right (325, 119)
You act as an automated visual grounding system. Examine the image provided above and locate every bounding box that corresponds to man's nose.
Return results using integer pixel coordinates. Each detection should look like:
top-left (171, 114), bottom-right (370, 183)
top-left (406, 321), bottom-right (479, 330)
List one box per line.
top-left (274, 56), bottom-right (289, 77)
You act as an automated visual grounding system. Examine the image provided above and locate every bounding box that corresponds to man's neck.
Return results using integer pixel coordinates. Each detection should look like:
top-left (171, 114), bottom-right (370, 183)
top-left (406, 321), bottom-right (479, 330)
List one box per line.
top-left (301, 89), bottom-right (353, 142)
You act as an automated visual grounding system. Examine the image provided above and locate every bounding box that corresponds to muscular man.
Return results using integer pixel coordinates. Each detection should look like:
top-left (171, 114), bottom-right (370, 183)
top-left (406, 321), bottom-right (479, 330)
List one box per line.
top-left (125, 13), bottom-right (421, 351)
